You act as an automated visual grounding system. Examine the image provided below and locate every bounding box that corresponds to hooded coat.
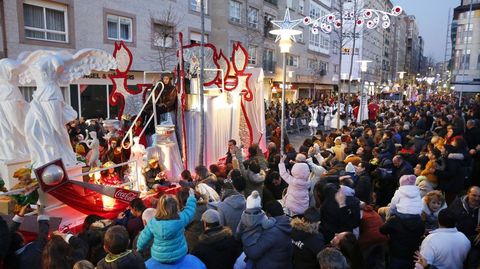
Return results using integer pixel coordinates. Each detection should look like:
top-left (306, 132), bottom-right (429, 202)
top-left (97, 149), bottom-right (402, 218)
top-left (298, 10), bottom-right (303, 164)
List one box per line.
top-left (279, 162), bottom-right (311, 215)
top-left (244, 170), bottom-right (266, 198)
top-left (243, 215), bottom-right (293, 269)
top-left (390, 185), bottom-right (423, 215)
top-left (97, 250), bottom-right (145, 269)
top-left (291, 218), bottom-right (325, 269)
top-left (236, 208), bottom-right (275, 247)
top-left (136, 196), bottom-right (196, 263)
top-left (379, 214), bottom-right (425, 262)
top-left (191, 226), bottom-right (242, 269)
top-left (215, 193), bottom-right (246, 233)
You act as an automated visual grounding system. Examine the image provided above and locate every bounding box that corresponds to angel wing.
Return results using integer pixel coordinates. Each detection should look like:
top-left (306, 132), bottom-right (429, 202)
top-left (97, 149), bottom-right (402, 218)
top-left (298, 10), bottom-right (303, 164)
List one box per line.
top-left (58, 49), bottom-right (117, 84)
top-left (18, 50), bottom-right (57, 84)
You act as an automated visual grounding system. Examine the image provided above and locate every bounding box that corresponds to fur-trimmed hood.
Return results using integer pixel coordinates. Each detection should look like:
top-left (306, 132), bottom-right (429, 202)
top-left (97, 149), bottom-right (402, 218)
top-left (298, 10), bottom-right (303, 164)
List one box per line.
top-left (198, 226), bottom-right (233, 243)
top-left (291, 217), bottom-right (319, 234)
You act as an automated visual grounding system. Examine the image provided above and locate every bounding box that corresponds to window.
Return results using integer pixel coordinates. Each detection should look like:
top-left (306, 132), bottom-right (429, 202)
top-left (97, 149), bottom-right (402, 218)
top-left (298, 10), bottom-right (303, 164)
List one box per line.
top-left (190, 0), bottom-right (208, 14)
top-left (320, 61), bottom-right (328, 72)
top-left (153, 23), bottom-right (174, 48)
top-left (248, 46), bottom-right (257, 65)
top-left (299, 0), bottom-right (304, 14)
top-left (462, 49), bottom-right (471, 69)
top-left (334, 64), bottom-right (339, 74)
top-left (264, 0), bottom-right (278, 6)
top-left (248, 7), bottom-right (259, 28)
top-left (297, 28), bottom-right (304, 42)
top-left (263, 49), bottom-right (275, 72)
top-left (332, 40), bottom-right (338, 54)
top-left (264, 13), bottom-right (275, 38)
top-left (229, 1), bottom-right (241, 23)
top-left (308, 59), bottom-right (318, 70)
top-left (477, 54), bottom-right (480, 70)
top-left (23, 2), bottom-right (68, 42)
top-left (286, 55), bottom-right (299, 67)
top-left (190, 32), bottom-right (207, 44)
top-left (107, 14), bottom-right (132, 42)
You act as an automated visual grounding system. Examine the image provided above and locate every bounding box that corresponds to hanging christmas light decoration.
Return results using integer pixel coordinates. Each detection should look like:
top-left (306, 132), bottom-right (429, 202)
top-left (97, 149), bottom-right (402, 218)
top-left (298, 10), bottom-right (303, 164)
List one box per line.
top-left (303, 5), bottom-right (403, 34)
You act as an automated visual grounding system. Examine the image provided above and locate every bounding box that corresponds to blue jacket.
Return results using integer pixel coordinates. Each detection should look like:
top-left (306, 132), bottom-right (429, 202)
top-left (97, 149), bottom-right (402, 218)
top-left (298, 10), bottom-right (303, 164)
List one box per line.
top-left (137, 196), bottom-right (196, 263)
top-left (145, 254), bottom-right (206, 269)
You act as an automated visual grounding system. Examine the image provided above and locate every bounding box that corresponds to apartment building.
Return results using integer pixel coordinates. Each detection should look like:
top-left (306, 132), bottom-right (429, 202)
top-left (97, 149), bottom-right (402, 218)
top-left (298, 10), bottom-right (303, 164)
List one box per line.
top-left (391, 13), bottom-right (407, 81)
top-left (0, 0), bottom-right (212, 119)
top-left (405, 15), bottom-right (420, 79)
top-left (210, 0), bottom-right (336, 102)
top-left (451, 0), bottom-right (480, 92)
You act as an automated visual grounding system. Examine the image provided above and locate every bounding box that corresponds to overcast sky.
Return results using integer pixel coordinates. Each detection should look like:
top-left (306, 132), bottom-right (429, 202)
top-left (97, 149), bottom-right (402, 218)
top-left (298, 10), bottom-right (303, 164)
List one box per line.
top-left (391, 0), bottom-right (458, 63)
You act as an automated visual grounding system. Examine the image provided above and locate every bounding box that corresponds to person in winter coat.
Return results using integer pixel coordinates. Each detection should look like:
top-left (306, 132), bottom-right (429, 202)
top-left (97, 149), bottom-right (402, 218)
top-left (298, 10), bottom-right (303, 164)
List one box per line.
top-left (358, 203), bottom-right (389, 269)
top-left (264, 170), bottom-right (288, 201)
top-left (244, 161), bottom-right (266, 198)
top-left (279, 154), bottom-right (311, 216)
top-left (320, 183), bottom-right (361, 244)
top-left (353, 161), bottom-right (373, 204)
top-left (236, 191), bottom-right (276, 247)
top-left (0, 215), bottom-right (10, 268)
top-left (421, 191), bottom-right (447, 232)
top-left (379, 209), bottom-right (425, 269)
top-left (5, 206), bottom-right (50, 269)
top-left (191, 209), bottom-right (242, 269)
top-left (291, 208), bottom-right (325, 269)
top-left (240, 194), bottom-right (293, 269)
top-left (144, 255), bottom-right (206, 269)
top-left (137, 190), bottom-right (196, 264)
top-left (446, 186), bottom-right (480, 241)
top-left (97, 226), bottom-right (145, 269)
top-left (176, 187), bottom-right (207, 252)
top-left (389, 175), bottom-right (423, 216)
top-left (211, 175), bottom-right (246, 234)
top-left (392, 155), bottom-right (414, 185)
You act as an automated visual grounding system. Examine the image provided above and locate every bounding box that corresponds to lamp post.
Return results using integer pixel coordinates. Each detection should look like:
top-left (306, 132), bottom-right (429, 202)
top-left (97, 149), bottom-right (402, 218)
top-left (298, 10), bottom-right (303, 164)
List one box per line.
top-left (357, 60), bottom-right (371, 123)
top-left (398, 71), bottom-right (407, 102)
top-left (270, 9), bottom-right (302, 155)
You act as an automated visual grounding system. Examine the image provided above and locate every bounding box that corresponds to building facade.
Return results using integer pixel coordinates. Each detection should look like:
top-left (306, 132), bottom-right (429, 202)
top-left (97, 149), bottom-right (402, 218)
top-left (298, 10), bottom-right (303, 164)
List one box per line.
top-left (451, 0), bottom-right (480, 92)
top-left (0, 0), bottom-right (212, 119)
top-left (209, 0), bottom-right (336, 102)
top-left (391, 14), bottom-right (407, 82)
top-left (405, 15), bottom-right (420, 79)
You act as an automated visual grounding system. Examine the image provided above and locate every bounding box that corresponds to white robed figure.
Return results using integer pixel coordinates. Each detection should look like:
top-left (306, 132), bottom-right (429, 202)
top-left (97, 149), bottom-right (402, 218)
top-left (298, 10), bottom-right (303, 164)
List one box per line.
top-left (308, 106), bottom-right (319, 135)
top-left (0, 58), bottom-right (29, 160)
top-left (20, 50), bottom-right (116, 168)
top-left (331, 103), bottom-right (347, 130)
top-left (323, 105), bottom-right (332, 131)
top-left (130, 136), bottom-right (146, 191)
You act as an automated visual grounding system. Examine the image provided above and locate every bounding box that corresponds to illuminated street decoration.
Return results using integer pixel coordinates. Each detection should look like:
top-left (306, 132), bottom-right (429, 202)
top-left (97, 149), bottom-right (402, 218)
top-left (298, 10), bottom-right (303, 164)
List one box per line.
top-left (303, 5), bottom-right (403, 34)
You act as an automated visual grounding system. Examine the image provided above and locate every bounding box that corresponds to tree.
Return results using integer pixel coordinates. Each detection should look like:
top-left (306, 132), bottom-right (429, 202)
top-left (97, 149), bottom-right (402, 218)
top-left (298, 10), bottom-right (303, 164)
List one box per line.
top-left (145, 4), bottom-right (181, 72)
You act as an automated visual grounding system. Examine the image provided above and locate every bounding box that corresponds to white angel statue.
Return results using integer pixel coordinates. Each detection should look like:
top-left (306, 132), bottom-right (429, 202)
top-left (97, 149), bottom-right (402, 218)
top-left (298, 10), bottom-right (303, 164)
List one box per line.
top-left (0, 58), bottom-right (29, 160)
top-left (20, 49), bottom-right (116, 168)
top-left (130, 136), bottom-right (146, 191)
top-left (84, 131), bottom-right (100, 168)
top-left (308, 106), bottom-right (319, 136)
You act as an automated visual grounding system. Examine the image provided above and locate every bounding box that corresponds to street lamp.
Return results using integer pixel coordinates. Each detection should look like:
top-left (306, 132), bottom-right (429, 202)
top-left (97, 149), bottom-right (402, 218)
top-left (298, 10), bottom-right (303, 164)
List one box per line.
top-left (398, 71), bottom-right (407, 101)
top-left (270, 9), bottom-right (302, 155)
top-left (357, 60), bottom-right (371, 123)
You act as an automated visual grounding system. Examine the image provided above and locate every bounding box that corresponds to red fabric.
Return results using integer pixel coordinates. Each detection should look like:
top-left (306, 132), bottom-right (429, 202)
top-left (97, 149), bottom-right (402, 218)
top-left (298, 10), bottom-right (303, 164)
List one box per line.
top-left (132, 125), bottom-right (147, 147)
top-left (358, 206), bottom-right (389, 249)
top-left (368, 103), bottom-right (379, 121)
top-left (353, 106), bottom-right (359, 119)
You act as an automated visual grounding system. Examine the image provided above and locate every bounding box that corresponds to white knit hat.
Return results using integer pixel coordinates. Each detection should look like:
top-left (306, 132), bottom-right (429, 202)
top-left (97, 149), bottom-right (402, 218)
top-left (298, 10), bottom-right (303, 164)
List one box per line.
top-left (246, 190), bottom-right (262, 209)
top-left (345, 162), bottom-right (355, 173)
top-left (295, 153), bottom-right (307, 162)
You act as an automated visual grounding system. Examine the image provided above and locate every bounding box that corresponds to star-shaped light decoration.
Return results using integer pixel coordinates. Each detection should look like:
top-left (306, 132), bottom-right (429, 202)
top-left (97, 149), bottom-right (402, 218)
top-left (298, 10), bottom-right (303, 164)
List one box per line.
top-left (270, 9), bottom-right (303, 43)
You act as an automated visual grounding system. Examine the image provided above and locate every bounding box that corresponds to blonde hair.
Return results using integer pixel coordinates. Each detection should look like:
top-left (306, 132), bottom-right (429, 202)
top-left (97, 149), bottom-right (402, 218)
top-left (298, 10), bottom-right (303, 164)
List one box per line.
top-left (155, 194), bottom-right (180, 220)
top-left (424, 190), bottom-right (445, 205)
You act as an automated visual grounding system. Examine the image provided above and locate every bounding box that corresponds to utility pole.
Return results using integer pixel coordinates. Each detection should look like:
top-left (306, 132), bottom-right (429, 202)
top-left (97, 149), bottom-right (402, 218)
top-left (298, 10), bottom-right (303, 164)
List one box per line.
top-left (336, 0), bottom-right (344, 130)
top-left (199, 0), bottom-right (205, 165)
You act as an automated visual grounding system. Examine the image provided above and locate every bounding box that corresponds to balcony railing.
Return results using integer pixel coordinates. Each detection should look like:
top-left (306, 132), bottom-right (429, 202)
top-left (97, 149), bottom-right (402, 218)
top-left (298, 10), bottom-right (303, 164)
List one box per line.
top-left (264, 0), bottom-right (278, 6)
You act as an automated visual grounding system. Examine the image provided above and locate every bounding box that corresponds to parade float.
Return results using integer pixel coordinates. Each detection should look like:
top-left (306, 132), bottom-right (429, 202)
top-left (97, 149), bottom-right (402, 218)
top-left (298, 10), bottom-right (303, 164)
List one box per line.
top-left (0, 34), bottom-right (266, 231)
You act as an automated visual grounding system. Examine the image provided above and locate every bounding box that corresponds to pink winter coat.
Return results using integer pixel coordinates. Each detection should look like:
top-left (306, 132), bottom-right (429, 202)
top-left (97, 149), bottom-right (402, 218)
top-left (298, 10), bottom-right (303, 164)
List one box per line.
top-left (279, 162), bottom-right (311, 215)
